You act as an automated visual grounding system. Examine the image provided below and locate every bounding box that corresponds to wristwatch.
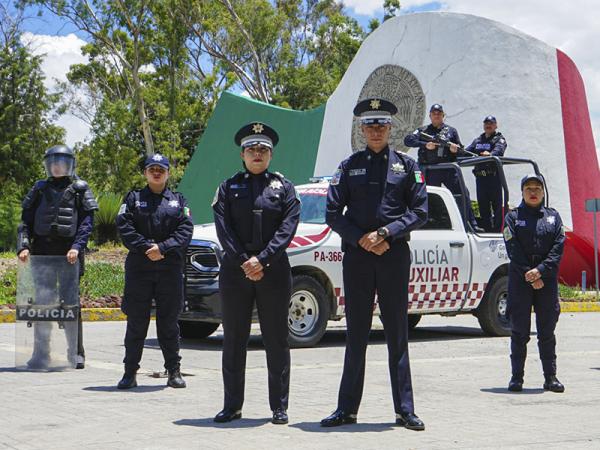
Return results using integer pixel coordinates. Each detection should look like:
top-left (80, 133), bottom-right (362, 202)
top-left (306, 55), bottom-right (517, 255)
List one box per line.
top-left (377, 227), bottom-right (389, 238)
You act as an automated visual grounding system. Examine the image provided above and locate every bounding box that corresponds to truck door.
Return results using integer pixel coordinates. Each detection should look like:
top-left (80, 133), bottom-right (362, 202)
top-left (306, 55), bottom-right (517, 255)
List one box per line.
top-left (408, 191), bottom-right (472, 312)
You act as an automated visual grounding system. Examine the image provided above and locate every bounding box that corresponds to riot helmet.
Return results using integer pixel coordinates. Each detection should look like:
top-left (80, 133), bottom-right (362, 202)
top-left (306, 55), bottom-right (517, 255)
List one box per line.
top-left (43, 145), bottom-right (75, 178)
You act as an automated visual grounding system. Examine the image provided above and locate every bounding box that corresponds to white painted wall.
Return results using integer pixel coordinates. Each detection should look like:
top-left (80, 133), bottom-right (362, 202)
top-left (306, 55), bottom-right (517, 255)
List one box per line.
top-left (315, 12), bottom-right (572, 226)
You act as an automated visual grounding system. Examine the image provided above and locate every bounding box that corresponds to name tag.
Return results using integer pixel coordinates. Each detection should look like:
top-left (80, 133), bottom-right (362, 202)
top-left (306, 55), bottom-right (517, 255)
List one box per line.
top-left (349, 168), bottom-right (366, 176)
top-left (135, 201), bottom-right (148, 208)
top-left (515, 219), bottom-right (526, 226)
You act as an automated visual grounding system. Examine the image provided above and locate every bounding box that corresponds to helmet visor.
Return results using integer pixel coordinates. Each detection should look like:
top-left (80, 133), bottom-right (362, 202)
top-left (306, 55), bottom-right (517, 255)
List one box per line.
top-left (44, 154), bottom-right (75, 178)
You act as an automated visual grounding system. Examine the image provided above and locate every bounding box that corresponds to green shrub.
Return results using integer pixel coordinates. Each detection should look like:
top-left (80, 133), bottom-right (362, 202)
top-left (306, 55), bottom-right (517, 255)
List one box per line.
top-left (94, 192), bottom-right (123, 245)
top-left (80, 262), bottom-right (124, 299)
top-left (0, 182), bottom-right (23, 251)
top-left (0, 266), bottom-right (17, 305)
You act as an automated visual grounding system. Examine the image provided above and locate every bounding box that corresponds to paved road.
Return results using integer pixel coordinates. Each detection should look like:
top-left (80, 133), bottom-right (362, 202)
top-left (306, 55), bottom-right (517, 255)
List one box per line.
top-left (1, 313), bottom-right (599, 450)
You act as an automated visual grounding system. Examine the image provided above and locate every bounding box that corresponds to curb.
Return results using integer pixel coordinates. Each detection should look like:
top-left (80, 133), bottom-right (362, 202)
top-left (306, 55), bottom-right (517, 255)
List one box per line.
top-left (1, 302), bottom-right (599, 324)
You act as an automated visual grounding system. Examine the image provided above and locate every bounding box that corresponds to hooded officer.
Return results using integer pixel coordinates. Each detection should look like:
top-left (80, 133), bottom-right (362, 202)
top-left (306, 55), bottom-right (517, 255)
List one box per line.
top-left (322, 98), bottom-right (428, 430)
top-left (115, 154), bottom-right (193, 390)
top-left (212, 122), bottom-right (300, 425)
top-left (16, 144), bottom-right (98, 369)
top-left (465, 116), bottom-right (508, 232)
top-left (404, 104), bottom-right (481, 232)
top-left (503, 174), bottom-right (565, 393)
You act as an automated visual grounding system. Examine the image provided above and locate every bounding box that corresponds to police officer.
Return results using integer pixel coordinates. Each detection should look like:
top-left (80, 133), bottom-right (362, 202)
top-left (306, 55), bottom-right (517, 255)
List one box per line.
top-left (115, 154), bottom-right (193, 389)
top-left (321, 99), bottom-right (428, 430)
top-left (212, 122), bottom-right (300, 425)
top-left (503, 174), bottom-right (565, 393)
top-left (465, 116), bottom-right (508, 232)
top-left (16, 144), bottom-right (98, 369)
top-left (404, 104), bottom-right (480, 231)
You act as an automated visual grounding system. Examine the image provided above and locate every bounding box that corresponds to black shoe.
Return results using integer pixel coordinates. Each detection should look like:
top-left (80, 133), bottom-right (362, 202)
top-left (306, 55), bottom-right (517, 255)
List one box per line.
top-left (320, 409), bottom-right (357, 427)
top-left (117, 372), bottom-right (137, 389)
top-left (396, 413), bottom-right (425, 431)
top-left (272, 408), bottom-right (288, 425)
top-left (167, 368), bottom-right (186, 388)
top-left (214, 408), bottom-right (242, 423)
top-left (543, 375), bottom-right (565, 393)
top-left (27, 355), bottom-right (50, 370)
top-left (508, 376), bottom-right (524, 392)
top-left (75, 355), bottom-right (85, 369)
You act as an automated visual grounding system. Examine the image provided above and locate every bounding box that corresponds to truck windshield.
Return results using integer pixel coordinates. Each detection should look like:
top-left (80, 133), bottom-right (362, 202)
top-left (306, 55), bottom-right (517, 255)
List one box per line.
top-left (299, 189), bottom-right (327, 224)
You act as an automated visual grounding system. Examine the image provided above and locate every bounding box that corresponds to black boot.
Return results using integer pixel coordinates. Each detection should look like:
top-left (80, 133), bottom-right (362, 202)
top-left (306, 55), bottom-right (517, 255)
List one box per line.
top-left (508, 375), bottom-right (523, 392)
top-left (396, 413), bottom-right (425, 431)
top-left (214, 408), bottom-right (242, 423)
top-left (543, 375), bottom-right (564, 393)
top-left (167, 368), bottom-right (186, 388)
top-left (320, 409), bottom-right (357, 427)
top-left (117, 371), bottom-right (138, 389)
top-left (272, 408), bottom-right (288, 425)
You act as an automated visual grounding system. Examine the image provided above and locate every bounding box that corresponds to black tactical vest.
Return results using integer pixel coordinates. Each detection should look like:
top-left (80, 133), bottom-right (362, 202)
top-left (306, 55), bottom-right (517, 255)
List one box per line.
top-left (34, 183), bottom-right (79, 238)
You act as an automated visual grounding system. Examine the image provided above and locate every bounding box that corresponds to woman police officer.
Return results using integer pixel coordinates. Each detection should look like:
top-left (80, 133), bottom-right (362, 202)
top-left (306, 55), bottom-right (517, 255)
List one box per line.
top-left (503, 174), bottom-right (565, 393)
top-left (115, 154), bottom-right (193, 389)
top-left (212, 122), bottom-right (300, 425)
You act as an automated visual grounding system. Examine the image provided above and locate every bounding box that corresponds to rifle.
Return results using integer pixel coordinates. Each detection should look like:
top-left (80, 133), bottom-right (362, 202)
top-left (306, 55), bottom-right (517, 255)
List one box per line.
top-left (419, 132), bottom-right (478, 157)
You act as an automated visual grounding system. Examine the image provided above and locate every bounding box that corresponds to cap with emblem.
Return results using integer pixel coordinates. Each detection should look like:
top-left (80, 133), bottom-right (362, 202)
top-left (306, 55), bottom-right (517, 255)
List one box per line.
top-left (521, 173), bottom-right (545, 190)
top-left (483, 115), bottom-right (497, 123)
top-left (354, 98), bottom-right (397, 125)
top-left (430, 104), bottom-right (444, 113)
top-left (234, 122), bottom-right (279, 149)
top-left (144, 153), bottom-right (170, 170)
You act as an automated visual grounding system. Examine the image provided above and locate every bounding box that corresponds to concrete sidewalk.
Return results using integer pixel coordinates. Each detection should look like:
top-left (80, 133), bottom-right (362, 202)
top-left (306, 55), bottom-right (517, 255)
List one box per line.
top-left (1, 313), bottom-right (599, 449)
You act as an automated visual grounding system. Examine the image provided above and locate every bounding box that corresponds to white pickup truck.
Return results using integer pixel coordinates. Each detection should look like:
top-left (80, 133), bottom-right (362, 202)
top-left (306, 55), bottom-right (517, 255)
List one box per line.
top-left (179, 173), bottom-right (513, 347)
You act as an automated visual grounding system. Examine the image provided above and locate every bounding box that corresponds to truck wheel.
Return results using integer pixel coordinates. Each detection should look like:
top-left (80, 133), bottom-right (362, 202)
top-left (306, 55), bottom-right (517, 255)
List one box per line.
top-left (179, 321), bottom-right (219, 339)
top-left (408, 314), bottom-right (422, 330)
top-left (476, 275), bottom-right (511, 336)
top-left (288, 275), bottom-right (331, 348)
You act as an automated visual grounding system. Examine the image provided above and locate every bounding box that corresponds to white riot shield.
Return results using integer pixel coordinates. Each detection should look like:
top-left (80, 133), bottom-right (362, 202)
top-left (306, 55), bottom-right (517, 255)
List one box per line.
top-left (15, 255), bottom-right (80, 371)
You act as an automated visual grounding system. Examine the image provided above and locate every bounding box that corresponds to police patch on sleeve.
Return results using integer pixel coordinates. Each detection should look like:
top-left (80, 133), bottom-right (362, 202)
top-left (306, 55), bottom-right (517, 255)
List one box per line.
top-left (414, 171), bottom-right (425, 183)
top-left (331, 167), bottom-right (342, 186)
top-left (118, 203), bottom-right (126, 215)
top-left (211, 187), bottom-right (219, 207)
top-left (503, 227), bottom-right (512, 241)
top-left (184, 206), bottom-right (191, 217)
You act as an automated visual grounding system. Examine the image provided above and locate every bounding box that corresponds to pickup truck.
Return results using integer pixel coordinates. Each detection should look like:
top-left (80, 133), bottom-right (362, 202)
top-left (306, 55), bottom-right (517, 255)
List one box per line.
top-left (178, 156), bottom-right (543, 347)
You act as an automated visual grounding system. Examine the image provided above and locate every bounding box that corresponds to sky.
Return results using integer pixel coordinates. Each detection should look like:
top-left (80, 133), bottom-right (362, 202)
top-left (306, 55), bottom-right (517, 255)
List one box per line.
top-left (17, 0), bottom-right (600, 153)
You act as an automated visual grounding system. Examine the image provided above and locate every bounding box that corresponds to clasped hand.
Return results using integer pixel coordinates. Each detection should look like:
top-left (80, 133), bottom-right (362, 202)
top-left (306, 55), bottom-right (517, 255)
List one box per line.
top-left (241, 256), bottom-right (264, 281)
top-left (359, 232), bottom-right (390, 256)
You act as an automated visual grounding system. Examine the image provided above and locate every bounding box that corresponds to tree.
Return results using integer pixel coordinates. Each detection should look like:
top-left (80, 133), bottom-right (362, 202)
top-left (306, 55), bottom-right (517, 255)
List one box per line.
top-left (180, 0), bottom-right (365, 109)
top-left (369, 0), bottom-right (401, 32)
top-left (0, 1), bottom-right (65, 249)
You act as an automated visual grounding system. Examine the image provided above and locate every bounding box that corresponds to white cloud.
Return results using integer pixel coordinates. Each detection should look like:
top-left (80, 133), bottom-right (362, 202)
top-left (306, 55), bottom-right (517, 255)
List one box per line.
top-left (342, 0), bottom-right (383, 16)
top-left (20, 32), bottom-right (91, 146)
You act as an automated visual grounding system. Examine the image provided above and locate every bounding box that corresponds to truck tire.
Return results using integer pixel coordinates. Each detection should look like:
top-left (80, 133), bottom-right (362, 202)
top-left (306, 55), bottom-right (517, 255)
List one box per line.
top-left (476, 275), bottom-right (511, 336)
top-left (288, 275), bottom-right (331, 348)
top-left (408, 314), bottom-right (422, 330)
top-left (179, 320), bottom-right (219, 339)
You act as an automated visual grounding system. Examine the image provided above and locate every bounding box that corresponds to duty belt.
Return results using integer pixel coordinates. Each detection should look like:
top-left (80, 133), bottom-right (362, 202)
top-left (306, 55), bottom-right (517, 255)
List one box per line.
top-left (474, 168), bottom-right (497, 177)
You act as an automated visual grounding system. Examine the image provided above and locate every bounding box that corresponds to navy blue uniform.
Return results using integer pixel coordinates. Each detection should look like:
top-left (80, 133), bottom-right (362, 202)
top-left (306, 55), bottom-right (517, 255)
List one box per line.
top-left (326, 146), bottom-right (427, 415)
top-left (116, 186), bottom-right (193, 372)
top-left (466, 132), bottom-right (507, 232)
top-left (213, 170), bottom-right (300, 412)
top-left (405, 124), bottom-right (478, 228)
top-left (17, 176), bottom-right (97, 363)
top-left (503, 203), bottom-right (565, 378)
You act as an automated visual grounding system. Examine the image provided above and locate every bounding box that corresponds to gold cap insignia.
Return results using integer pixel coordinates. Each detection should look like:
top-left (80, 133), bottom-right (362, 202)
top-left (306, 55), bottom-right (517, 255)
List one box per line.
top-left (252, 123), bottom-right (264, 134)
top-left (370, 99), bottom-right (381, 110)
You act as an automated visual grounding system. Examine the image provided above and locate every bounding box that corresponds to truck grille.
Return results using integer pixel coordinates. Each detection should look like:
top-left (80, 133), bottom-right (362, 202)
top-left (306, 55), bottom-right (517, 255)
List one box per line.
top-left (186, 242), bottom-right (220, 282)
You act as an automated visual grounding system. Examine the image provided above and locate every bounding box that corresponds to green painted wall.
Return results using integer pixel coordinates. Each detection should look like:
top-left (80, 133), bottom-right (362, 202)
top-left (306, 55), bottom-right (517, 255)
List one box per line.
top-left (178, 91), bottom-right (326, 224)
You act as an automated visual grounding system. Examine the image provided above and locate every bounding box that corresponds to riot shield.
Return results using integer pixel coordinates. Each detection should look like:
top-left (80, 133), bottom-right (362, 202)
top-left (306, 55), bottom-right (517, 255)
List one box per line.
top-left (15, 255), bottom-right (80, 371)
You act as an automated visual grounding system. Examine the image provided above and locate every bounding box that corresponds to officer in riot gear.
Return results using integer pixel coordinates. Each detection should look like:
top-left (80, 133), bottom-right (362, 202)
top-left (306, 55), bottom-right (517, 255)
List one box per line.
top-left (16, 144), bottom-right (98, 369)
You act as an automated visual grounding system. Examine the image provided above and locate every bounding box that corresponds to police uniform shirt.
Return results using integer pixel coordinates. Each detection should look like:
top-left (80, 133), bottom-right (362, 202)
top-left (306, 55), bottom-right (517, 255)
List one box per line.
top-left (466, 132), bottom-right (507, 175)
top-left (404, 123), bottom-right (463, 165)
top-left (326, 146), bottom-right (428, 248)
top-left (212, 170), bottom-right (301, 267)
top-left (116, 186), bottom-right (193, 266)
top-left (18, 177), bottom-right (97, 255)
top-left (503, 203), bottom-right (565, 279)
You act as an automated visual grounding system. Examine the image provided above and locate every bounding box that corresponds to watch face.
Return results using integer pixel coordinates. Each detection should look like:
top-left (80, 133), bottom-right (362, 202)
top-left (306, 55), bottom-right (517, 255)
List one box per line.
top-left (378, 228), bottom-right (386, 236)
